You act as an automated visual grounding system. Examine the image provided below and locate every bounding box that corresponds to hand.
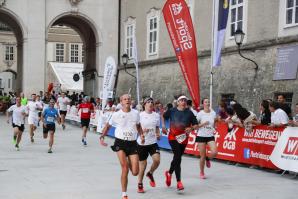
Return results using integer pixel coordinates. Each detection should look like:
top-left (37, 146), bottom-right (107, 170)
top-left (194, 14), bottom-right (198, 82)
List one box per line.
top-left (156, 132), bottom-right (161, 140)
top-left (141, 134), bottom-right (145, 144)
top-left (185, 127), bottom-right (193, 133)
top-left (99, 136), bottom-right (108, 147)
top-left (143, 128), bottom-right (149, 133)
top-left (162, 127), bottom-right (168, 135)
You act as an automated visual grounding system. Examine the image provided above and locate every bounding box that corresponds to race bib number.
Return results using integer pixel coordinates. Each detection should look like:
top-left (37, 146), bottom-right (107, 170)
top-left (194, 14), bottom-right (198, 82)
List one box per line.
top-left (176, 133), bottom-right (187, 144)
top-left (123, 131), bottom-right (134, 141)
top-left (82, 108), bottom-right (89, 113)
top-left (47, 116), bottom-right (55, 123)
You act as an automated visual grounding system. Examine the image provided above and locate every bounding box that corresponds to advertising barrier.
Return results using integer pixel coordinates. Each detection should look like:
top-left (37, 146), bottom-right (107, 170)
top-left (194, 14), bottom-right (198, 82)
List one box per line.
top-left (270, 127), bottom-right (298, 172)
top-left (185, 122), bottom-right (285, 169)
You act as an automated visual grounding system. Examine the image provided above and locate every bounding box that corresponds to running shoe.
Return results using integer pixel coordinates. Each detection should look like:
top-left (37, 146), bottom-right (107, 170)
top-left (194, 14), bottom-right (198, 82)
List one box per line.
top-left (137, 183), bottom-right (145, 193)
top-left (146, 172), bottom-right (156, 187)
top-left (206, 159), bottom-right (211, 168)
top-left (12, 137), bottom-right (16, 145)
top-left (15, 144), bottom-right (20, 151)
top-left (30, 137), bottom-right (34, 143)
top-left (200, 172), bottom-right (206, 179)
top-left (165, 170), bottom-right (172, 187)
top-left (62, 124), bottom-right (65, 130)
top-left (48, 148), bottom-right (53, 153)
top-left (177, 181), bottom-right (184, 191)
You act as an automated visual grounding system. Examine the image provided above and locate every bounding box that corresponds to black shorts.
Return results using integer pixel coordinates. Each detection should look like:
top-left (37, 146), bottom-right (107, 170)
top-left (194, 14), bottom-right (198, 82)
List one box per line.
top-left (111, 138), bottom-right (138, 156)
top-left (196, 136), bottom-right (215, 143)
top-left (81, 118), bottom-right (90, 128)
top-left (43, 124), bottom-right (56, 134)
top-left (138, 143), bottom-right (160, 161)
top-left (12, 123), bottom-right (25, 132)
top-left (59, 110), bottom-right (67, 116)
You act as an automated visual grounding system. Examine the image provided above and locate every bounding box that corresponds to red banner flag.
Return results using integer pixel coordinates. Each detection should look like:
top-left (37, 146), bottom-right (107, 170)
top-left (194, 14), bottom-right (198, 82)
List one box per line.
top-left (163, 0), bottom-right (200, 108)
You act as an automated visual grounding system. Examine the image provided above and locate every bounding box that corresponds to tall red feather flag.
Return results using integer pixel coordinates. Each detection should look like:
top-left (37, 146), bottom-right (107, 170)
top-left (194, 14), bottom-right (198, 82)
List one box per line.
top-left (163, 0), bottom-right (200, 108)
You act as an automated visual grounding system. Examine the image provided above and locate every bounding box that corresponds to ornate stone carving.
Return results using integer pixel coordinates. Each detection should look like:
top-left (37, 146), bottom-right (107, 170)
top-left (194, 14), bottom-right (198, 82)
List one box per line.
top-left (0, 0), bottom-right (6, 8)
top-left (69, 0), bottom-right (82, 6)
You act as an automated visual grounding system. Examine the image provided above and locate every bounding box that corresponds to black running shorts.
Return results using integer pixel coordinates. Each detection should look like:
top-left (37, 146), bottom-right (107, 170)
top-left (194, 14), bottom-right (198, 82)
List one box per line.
top-left (81, 118), bottom-right (90, 128)
top-left (137, 143), bottom-right (160, 161)
top-left (43, 124), bottom-right (56, 134)
top-left (111, 138), bottom-right (138, 156)
top-left (195, 136), bottom-right (215, 143)
top-left (59, 110), bottom-right (67, 116)
top-left (12, 123), bottom-right (25, 132)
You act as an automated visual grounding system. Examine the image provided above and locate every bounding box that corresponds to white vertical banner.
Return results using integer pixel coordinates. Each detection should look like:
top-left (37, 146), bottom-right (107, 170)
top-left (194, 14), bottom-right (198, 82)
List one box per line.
top-left (102, 56), bottom-right (117, 109)
top-left (133, 31), bottom-right (140, 105)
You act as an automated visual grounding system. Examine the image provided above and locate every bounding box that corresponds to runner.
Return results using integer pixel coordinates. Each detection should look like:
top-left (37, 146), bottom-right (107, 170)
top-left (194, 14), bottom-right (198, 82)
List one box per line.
top-left (20, 92), bottom-right (28, 106)
top-left (137, 97), bottom-right (161, 193)
top-left (57, 92), bottom-right (71, 130)
top-left (162, 95), bottom-right (198, 191)
top-left (100, 94), bottom-right (144, 199)
top-left (42, 99), bottom-right (61, 153)
top-left (6, 96), bottom-right (27, 151)
top-left (77, 96), bottom-right (94, 146)
top-left (196, 98), bottom-right (218, 179)
top-left (27, 93), bottom-right (43, 143)
top-left (36, 95), bottom-right (44, 127)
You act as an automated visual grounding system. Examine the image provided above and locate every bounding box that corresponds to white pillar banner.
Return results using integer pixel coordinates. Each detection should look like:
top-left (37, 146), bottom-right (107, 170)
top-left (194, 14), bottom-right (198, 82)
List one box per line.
top-left (270, 127), bottom-right (298, 172)
top-left (102, 56), bottom-right (117, 109)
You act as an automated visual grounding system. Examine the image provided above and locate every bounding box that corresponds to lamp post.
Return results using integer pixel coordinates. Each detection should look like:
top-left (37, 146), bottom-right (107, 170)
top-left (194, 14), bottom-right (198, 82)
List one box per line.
top-left (234, 29), bottom-right (259, 70)
top-left (121, 53), bottom-right (136, 81)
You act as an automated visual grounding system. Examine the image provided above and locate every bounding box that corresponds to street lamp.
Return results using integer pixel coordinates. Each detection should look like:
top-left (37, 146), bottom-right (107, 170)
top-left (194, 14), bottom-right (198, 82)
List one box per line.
top-left (234, 29), bottom-right (258, 70)
top-left (121, 53), bottom-right (136, 80)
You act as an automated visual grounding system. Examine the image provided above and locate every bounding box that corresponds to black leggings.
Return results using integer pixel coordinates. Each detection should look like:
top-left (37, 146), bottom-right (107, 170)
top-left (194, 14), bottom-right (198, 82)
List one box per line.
top-left (169, 140), bottom-right (186, 181)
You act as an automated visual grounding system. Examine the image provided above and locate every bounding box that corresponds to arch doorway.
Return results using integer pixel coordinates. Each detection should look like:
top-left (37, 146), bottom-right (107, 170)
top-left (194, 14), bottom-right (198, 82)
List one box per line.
top-left (0, 9), bottom-right (24, 94)
top-left (46, 14), bottom-right (99, 97)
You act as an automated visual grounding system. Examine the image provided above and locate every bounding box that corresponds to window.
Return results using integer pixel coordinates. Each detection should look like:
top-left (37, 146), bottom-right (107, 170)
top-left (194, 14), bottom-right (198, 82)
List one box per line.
top-left (124, 17), bottom-right (136, 59)
top-left (5, 45), bottom-right (14, 61)
top-left (286, 0), bottom-right (298, 25)
top-left (0, 22), bottom-right (11, 31)
top-left (70, 44), bottom-right (79, 63)
top-left (55, 43), bottom-right (64, 62)
top-left (274, 92), bottom-right (293, 107)
top-left (230, 0), bottom-right (244, 36)
top-left (82, 45), bottom-right (85, 63)
top-left (8, 79), bottom-right (11, 89)
top-left (146, 8), bottom-right (160, 59)
top-left (221, 93), bottom-right (235, 105)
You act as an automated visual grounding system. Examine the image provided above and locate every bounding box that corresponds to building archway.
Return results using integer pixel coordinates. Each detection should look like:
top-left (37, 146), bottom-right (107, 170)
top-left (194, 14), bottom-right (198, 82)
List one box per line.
top-left (46, 13), bottom-right (100, 96)
top-left (0, 8), bottom-right (25, 93)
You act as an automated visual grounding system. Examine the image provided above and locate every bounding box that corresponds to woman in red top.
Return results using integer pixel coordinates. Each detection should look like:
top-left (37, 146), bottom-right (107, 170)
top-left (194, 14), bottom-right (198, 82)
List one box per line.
top-left (77, 96), bottom-right (94, 146)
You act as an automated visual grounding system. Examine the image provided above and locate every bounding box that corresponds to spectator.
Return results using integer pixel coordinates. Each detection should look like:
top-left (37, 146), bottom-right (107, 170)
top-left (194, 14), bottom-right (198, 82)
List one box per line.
top-left (269, 101), bottom-right (289, 127)
top-left (277, 94), bottom-right (292, 119)
top-left (289, 103), bottom-right (298, 127)
top-left (218, 100), bottom-right (228, 120)
top-left (258, 100), bottom-right (271, 125)
top-left (232, 103), bottom-right (257, 132)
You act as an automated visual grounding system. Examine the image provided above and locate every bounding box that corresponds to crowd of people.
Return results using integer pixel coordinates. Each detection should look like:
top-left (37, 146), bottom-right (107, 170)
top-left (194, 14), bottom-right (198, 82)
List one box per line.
top-left (4, 90), bottom-right (298, 199)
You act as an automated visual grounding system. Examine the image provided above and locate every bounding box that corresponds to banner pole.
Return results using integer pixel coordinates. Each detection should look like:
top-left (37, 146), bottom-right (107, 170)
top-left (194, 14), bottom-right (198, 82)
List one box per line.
top-left (210, 0), bottom-right (216, 109)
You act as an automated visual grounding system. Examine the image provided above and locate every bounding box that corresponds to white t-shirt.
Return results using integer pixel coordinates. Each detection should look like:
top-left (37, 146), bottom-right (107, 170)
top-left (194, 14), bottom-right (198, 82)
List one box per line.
top-left (27, 101), bottom-right (41, 118)
top-left (196, 110), bottom-right (216, 137)
top-left (7, 105), bottom-right (27, 126)
top-left (271, 108), bottom-right (289, 125)
top-left (57, 97), bottom-right (70, 111)
top-left (109, 109), bottom-right (140, 141)
top-left (137, 111), bottom-right (160, 145)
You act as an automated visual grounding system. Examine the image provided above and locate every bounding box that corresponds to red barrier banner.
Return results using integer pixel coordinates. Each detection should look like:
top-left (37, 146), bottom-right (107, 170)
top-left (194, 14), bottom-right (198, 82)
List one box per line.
top-left (185, 122), bottom-right (285, 169)
top-left (162, 0), bottom-right (200, 108)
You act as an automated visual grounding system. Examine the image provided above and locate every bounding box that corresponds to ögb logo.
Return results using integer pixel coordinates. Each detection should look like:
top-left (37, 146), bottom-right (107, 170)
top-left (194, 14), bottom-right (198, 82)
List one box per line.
top-left (171, 3), bottom-right (183, 15)
top-left (283, 137), bottom-right (298, 156)
top-left (223, 127), bottom-right (238, 150)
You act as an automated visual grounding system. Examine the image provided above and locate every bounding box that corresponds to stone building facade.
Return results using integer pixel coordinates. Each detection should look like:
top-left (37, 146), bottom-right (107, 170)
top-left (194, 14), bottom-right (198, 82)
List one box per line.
top-left (116, 0), bottom-right (298, 113)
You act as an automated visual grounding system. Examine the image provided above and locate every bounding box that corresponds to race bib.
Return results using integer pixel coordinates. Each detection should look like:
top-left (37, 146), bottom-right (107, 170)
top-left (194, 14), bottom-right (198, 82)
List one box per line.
top-left (47, 116), bottom-right (55, 123)
top-left (123, 131), bottom-right (134, 141)
top-left (176, 133), bottom-right (187, 144)
top-left (82, 108), bottom-right (89, 113)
